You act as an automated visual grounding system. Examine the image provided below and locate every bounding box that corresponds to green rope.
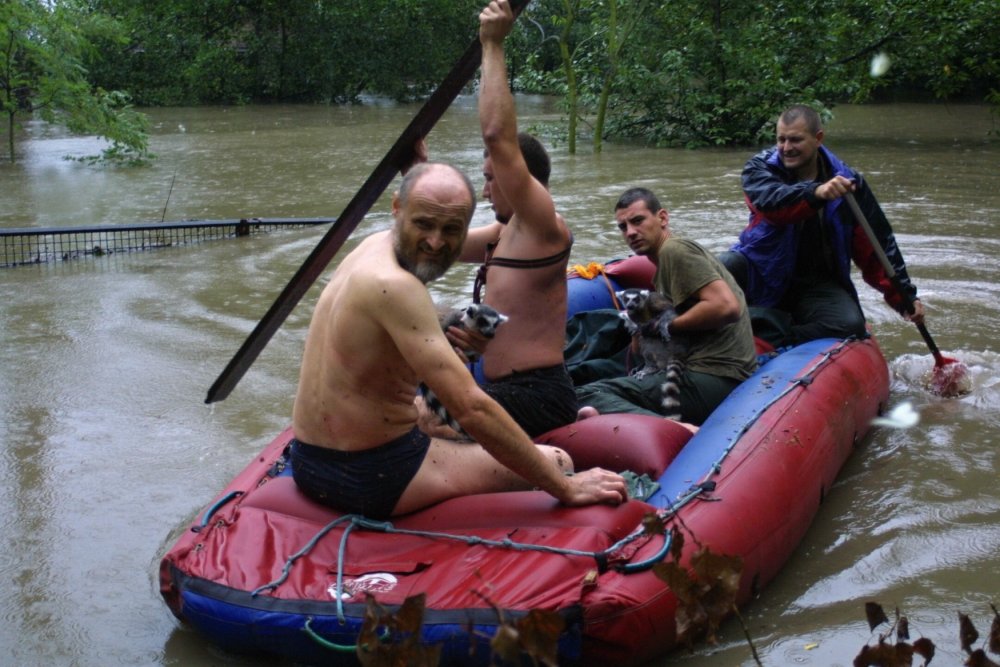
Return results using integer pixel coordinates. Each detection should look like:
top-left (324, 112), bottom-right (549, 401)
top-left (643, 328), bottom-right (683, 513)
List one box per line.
top-left (302, 617), bottom-right (357, 653)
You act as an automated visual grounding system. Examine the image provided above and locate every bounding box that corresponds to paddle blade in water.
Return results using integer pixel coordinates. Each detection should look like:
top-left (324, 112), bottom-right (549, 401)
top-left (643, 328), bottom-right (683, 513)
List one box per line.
top-left (927, 359), bottom-right (971, 397)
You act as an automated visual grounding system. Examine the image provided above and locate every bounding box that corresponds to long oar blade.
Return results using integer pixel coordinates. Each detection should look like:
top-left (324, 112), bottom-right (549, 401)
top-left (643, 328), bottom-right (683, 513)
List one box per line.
top-left (843, 192), bottom-right (969, 396)
top-left (205, 0), bottom-right (531, 404)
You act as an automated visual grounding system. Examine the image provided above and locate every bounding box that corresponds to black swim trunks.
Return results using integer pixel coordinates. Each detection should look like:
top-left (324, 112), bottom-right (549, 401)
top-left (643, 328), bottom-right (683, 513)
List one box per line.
top-left (482, 364), bottom-right (578, 438)
top-left (289, 428), bottom-right (430, 520)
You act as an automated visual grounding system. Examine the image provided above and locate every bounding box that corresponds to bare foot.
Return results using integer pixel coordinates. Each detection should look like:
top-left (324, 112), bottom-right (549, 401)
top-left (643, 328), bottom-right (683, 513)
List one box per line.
top-left (576, 406), bottom-right (600, 421)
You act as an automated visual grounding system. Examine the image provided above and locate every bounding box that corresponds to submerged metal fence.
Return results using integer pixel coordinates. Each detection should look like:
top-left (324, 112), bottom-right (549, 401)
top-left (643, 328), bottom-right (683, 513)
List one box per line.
top-left (0, 217), bottom-right (334, 268)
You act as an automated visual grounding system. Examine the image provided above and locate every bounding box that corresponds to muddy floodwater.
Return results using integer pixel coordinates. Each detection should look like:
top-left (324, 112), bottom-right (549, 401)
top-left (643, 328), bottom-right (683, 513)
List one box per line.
top-left (1, 97), bottom-right (998, 666)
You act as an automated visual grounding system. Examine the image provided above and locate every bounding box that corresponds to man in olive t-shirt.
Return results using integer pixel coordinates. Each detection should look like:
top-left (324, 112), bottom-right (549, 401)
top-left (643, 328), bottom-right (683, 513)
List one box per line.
top-left (575, 187), bottom-right (757, 425)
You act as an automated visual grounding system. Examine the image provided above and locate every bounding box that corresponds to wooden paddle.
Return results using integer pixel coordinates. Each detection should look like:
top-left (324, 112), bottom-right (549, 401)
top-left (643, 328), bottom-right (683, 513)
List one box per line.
top-left (205, 0), bottom-right (531, 404)
top-left (843, 192), bottom-right (969, 397)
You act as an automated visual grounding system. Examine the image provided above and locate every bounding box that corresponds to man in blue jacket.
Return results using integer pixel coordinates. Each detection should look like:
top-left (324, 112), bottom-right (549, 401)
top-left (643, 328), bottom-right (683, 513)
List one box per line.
top-left (720, 104), bottom-right (925, 346)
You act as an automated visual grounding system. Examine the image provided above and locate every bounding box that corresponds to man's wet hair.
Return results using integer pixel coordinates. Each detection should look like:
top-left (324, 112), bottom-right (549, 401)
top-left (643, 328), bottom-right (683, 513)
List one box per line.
top-left (615, 187), bottom-right (663, 214)
top-left (485, 132), bottom-right (551, 187)
top-left (518, 133), bottom-right (551, 187)
top-left (779, 104), bottom-right (823, 135)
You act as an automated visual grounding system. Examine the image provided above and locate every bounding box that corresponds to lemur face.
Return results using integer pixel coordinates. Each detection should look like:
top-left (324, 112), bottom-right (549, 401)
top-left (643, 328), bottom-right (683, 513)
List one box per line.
top-left (616, 288), bottom-right (651, 317)
top-left (461, 304), bottom-right (509, 339)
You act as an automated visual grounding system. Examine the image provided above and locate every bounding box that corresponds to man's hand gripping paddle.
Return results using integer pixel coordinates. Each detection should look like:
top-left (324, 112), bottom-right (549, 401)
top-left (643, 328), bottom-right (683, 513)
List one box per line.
top-left (844, 192), bottom-right (969, 397)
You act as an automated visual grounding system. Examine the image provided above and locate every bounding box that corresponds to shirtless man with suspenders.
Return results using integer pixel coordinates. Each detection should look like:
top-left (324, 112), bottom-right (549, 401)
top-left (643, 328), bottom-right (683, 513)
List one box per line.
top-left (429, 0), bottom-right (577, 438)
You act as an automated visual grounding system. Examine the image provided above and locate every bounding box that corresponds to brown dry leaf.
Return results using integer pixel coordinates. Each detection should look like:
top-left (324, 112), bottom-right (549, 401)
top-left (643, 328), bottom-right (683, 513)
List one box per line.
top-left (866, 602), bottom-right (890, 632)
top-left (652, 560), bottom-right (702, 647)
top-left (690, 548), bottom-right (743, 643)
top-left (854, 641), bottom-right (902, 667)
top-left (961, 613), bottom-right (981, 653)
top-left (516, 609), bottom-right (565, 667)
top-left (356, 593), bottom-right (441, 667)
top-left (990, 605), bottom-right (1000, 655)
top-left (966, 649), bottom-right (1000, 667)
top-left (898, 615), bottom-right (910, 641)
top-left (670, 527), bottom-right (685, 561)
top-left (913, 636), bottom-right (936, 664)
top-left (894, 641), bottom-right (915, 664)
top-left (675, 601), bottom-right (710, 648)
top-left (642, 511), bottom-right (666, 536)
top-left (491, 624), bottom-right (521, 665)
top-left (691, 548), bottom-right (742, 599)
top-left (394, 593), bottom-right (427, 634)
top-left (357, 594), bottom-right (386, 663)
top-left (652, 560), bottom-right (698, 603)
top-left (652, 546), bottom-right (743, 647)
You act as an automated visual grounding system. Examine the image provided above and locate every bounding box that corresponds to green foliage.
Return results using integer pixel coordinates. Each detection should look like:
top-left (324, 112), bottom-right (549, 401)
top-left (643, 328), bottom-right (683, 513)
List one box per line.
top-left (1, 0), bottom-right (151, 164)
top-left (17, 0), bottom-right (995, 151)
top-left (87, 0), bottom-right (484, 105)
top-left (508, 0), bottom-right (999, 148)
top-left (62, 89), bottom-right (152, 165)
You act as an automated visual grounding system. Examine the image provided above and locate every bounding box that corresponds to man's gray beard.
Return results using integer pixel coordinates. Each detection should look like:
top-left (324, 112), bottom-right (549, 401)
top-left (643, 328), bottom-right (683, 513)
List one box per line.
top-left (394, 246), bottom-right (450, 284)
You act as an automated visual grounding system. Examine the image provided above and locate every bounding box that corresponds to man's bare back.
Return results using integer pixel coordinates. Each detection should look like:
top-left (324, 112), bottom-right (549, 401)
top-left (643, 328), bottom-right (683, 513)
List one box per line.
top-left (292, 230), bottom-right (434, 450)
top-left (462, 216), bottom-right (571, 378)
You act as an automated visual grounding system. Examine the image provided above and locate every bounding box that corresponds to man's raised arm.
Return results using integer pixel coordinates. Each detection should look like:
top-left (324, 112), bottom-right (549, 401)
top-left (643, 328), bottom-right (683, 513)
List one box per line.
top-left (478, 0), bottom-right (560, 238)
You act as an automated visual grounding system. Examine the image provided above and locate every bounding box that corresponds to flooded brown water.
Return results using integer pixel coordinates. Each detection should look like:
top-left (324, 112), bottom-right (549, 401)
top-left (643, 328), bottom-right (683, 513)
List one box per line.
top-left (1, 97), bottom-right (998, 666)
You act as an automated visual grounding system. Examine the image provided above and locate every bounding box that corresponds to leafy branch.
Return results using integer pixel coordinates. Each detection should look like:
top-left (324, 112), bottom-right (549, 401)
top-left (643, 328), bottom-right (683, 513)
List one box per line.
top-left (854, 601), bottom-right (1000, 666)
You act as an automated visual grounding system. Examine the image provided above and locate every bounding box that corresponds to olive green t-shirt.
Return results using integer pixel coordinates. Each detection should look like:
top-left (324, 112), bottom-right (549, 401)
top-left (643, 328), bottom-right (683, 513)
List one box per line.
top-left (654, 238), bottom-right (758, 381)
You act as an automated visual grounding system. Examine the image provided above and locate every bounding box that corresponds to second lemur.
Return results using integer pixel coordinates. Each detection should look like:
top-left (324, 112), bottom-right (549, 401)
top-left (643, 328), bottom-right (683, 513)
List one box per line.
top-left (616, 288), bottom-right (690, 420)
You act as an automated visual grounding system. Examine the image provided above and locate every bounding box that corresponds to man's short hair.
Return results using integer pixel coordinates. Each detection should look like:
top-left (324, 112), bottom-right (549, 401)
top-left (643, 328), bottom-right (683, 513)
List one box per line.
top-left (615, 187), bottom-right (663, 214)
top-left (483, 133), bottom-right (551, 187)
top-left (518, 133), bottom-right (551, 187)
top-left (398, 162), bottom-right (476, 223)
top-left (779, 104), bottom-right (823, 135)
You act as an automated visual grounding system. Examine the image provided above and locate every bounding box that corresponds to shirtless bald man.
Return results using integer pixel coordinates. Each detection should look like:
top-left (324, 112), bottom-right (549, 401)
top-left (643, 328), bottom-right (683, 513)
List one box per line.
top-left (290, 162), bottom-right (626, 519)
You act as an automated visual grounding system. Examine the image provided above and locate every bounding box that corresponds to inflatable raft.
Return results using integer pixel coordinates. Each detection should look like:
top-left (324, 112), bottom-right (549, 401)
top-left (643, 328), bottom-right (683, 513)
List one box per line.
top-left (160, 256), bottom-right (890, 665)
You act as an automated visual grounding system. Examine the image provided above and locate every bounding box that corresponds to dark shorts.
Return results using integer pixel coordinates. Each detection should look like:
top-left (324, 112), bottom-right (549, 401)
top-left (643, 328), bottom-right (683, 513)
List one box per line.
top-left (289, 428), bottom-right (430, 520)
top-left (483, 364), bottom-right (578, 438)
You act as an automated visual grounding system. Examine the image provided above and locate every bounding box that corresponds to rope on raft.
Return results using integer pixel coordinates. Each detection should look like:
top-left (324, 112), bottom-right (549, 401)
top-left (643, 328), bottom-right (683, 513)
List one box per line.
top-left (249, 340), bottom-right (860, 622)
top-left (252, 511), bottom-right (671, 622)
top-left (568, 262), bottom-right (622, 309)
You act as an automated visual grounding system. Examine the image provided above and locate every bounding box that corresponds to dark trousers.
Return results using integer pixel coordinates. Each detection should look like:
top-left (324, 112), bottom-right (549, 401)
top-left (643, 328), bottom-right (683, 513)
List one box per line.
top-left (574, 368), bottom-right (741, 426)
top-left (718, 251), bottom-right (867, 347)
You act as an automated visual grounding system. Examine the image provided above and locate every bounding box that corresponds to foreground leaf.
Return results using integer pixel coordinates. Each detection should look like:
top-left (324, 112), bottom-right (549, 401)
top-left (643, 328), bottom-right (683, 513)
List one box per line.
top-left (652, 546), bottom-right (743, 646)
top-left (989, 605), bottom-right (1000, 654)
top-left (966, 649), bottom-right (1000, 667)
top-left (866, 602), bottom-right (890, 632)
top-left (515, 609), bottom-right (564, 667)
top-left (357, 593), bottom-right (441, 667)
top-left (913, 636), bottom-right (936, 664)
top-left (961, 613), bottom-right (981, 653)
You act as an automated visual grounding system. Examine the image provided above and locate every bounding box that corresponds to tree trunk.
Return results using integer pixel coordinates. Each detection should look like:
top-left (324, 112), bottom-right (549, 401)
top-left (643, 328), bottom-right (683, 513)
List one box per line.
top-left (558, 1), bottom-right (579, 154)
top-left (7, 110), bottom-right (14, 163)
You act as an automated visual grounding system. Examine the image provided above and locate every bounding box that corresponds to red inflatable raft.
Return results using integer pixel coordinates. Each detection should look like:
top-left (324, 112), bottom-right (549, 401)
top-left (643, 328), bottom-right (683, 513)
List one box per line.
top-left (160, 256), bottom-right (890, 665)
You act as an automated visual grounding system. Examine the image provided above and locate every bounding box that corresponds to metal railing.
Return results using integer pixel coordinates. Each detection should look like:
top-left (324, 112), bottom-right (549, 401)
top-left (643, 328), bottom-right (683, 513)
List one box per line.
top-left (0, 217), bottom-right (334, 268)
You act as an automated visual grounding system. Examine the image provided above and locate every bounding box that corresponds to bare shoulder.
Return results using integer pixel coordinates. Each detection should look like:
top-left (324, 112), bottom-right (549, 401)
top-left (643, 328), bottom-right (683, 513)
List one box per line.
top-left (507, 208), bottom-right (571, 253)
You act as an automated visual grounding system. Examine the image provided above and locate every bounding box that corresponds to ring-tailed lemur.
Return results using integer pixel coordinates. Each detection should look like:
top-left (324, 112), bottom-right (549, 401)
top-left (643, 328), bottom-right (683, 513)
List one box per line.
top-left (438, 303), bottom-right (508, 363)
top-left (422, 303), bottom-right (508, 439)
top-left (616, 288), bottom-right (690, 420)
